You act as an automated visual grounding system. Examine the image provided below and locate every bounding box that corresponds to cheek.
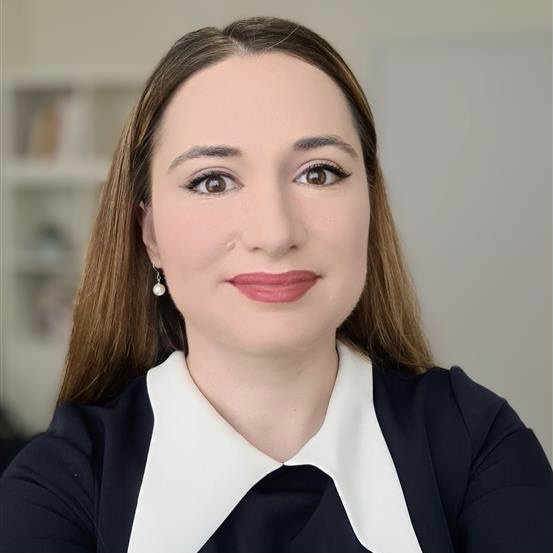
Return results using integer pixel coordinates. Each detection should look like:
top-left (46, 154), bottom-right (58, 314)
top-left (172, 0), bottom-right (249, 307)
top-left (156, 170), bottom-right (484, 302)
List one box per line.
top-left (324, 195), bottom-right (370, 272)
top-left (326, 195), bottom-right (370, 313)
top-left (347, 213), bottom-right (370, 273)
top-left (154, 208), bottom-right (191, 263)
top-left (153, 199), bottom-right (227, 296)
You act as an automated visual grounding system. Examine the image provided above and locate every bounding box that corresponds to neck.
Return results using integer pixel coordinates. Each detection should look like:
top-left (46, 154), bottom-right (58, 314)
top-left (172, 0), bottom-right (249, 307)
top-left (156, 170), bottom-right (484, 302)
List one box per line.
top-left (184, 329), bottom-right (340, 463)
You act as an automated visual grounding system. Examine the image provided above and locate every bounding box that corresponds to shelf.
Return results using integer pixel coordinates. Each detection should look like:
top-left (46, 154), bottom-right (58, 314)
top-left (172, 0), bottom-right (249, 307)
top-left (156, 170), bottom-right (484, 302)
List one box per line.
top-left (4, 159), bottom-right (110, 185)
top-left (9, 250), bottom-right (78, 275)
top-left (1, 66), bottom-right (145, 433)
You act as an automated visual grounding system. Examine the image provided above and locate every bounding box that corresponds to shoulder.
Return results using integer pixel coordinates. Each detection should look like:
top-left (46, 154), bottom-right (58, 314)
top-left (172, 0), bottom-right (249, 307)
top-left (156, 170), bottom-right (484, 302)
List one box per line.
top-left (398, 366), bottom-right (553, 550)
top-left (373, 362), bottom-right (552, 511)
top-left (373, 362), bottom-right (525, 450)
top-left (371, 362), bottom-right (539, 487)
top-left (2, 372), bottom-right (150, 483)
top-left (15, 373), bottom-right (151, 461)
top-left (0, 374), bottom-right (152, 551)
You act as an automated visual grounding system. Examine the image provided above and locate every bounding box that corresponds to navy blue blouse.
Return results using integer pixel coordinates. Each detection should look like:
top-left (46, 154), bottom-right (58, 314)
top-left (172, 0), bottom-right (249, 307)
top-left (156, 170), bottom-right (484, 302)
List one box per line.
top-left (0, 339), bottom-right (552, 553)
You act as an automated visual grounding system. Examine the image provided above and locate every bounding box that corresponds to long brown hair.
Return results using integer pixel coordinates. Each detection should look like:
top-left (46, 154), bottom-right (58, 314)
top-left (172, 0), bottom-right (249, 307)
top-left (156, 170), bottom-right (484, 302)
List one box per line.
top-left (57, 16), bottom-right (434, 407)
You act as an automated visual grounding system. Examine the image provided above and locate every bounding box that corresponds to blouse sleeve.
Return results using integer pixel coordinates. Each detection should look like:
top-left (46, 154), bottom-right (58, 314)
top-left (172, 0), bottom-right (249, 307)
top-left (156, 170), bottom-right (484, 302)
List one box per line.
top-left (0, 404), bottom-right (96, 553)
top-left (450, 366), bottom-right (553, 553)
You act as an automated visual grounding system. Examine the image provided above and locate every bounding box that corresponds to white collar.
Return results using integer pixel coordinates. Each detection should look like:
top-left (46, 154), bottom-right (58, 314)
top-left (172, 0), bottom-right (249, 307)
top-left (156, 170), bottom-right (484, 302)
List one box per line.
top-left (127, 338), bottom-right (423, 553)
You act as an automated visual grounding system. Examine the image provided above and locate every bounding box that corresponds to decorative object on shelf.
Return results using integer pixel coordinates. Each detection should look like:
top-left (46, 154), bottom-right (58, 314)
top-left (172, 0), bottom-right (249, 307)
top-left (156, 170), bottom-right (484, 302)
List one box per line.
top-left (29, 222), bottom-right (72, 262)
top-left (32, 275), bottom-right (74, 339)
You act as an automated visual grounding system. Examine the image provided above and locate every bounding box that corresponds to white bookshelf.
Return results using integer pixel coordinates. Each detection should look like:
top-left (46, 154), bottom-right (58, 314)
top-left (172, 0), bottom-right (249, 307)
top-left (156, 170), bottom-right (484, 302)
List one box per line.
top-left (1, 67), bottom-right (147, 434)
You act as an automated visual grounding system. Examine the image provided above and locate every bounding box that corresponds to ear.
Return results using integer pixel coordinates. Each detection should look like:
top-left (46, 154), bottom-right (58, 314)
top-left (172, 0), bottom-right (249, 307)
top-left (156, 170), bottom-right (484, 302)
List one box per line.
top-left (138, 201), bottom-right (162, 267)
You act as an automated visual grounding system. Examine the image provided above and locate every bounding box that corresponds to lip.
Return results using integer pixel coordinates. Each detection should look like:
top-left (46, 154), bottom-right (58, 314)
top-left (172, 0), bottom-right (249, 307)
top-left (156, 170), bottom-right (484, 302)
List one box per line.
top-left (226, 270), bottom-right (320, 304)
top-left (227, 270), bottom-right (318, 285)
top-left (229, 278), bottom-right (318, 303)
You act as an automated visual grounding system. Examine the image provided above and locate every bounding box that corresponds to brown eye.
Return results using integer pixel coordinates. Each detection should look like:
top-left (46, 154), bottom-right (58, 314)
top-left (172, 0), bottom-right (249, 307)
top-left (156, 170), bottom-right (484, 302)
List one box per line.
top-left (183, 172), bottom-right (238, 196)
top-left (305, 168), bottom-right (327, 185)
top-left (205, 175), bottom-right (227, 193)
top-left (296, 162), bottom-right (350, 187)
top-left (182, 162), bottom-right (350, 197)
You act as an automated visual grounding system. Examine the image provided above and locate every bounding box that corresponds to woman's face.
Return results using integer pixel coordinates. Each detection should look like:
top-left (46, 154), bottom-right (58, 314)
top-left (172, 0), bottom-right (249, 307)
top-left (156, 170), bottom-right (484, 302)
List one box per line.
top-left (142, 52), bottom-right (370, 355)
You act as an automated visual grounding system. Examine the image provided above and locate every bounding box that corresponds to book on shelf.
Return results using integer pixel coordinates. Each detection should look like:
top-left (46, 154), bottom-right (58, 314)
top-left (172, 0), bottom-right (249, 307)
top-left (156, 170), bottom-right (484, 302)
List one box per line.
top-left (26, 101), bottom-right (60, 158)
top-left (25, 92), bottom-right (86, 160)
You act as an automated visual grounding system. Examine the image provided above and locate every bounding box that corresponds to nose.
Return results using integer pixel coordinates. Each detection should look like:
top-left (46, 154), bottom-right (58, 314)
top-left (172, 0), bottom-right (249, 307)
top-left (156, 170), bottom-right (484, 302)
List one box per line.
top-left (238, 180), bottom-right (307, 257)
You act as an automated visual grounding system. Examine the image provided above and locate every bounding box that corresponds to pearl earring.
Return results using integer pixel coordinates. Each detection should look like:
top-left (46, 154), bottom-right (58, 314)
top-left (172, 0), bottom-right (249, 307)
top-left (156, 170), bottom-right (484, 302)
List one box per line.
top-left (152, 265), bottom-right (166, 296)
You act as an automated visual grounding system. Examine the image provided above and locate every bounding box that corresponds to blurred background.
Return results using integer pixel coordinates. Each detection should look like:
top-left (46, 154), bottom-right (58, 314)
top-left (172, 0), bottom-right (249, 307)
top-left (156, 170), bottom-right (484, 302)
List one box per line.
top-left (0, 1), bottom-right (551, 468)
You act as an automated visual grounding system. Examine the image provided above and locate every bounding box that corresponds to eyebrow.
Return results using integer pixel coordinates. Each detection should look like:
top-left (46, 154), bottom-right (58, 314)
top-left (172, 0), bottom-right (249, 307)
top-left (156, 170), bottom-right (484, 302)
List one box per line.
top-left (167, 134), bottom-right (358, 173)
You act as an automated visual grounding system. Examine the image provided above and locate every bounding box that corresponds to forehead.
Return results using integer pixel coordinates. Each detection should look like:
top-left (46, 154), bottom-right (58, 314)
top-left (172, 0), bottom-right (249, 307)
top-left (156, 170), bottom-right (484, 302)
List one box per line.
top-left (155, 53), bottom-right (358, 153)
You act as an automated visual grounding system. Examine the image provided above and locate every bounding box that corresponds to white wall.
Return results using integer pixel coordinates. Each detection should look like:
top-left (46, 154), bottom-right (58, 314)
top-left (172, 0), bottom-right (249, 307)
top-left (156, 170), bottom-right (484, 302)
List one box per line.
top-left (1, 1), bottom-right (551, 460)
top-left (372, 34), bottom-right (551, 460)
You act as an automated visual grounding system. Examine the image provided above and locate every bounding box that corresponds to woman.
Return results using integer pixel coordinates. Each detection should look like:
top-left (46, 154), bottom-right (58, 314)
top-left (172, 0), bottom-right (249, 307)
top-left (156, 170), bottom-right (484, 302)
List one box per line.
top-left (1, 15), bottom-right (551, 553)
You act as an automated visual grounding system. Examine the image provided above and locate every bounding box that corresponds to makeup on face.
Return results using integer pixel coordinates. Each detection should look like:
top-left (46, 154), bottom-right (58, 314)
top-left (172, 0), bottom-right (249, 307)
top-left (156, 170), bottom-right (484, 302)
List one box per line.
top-left (145, 53), bottom-right (370, 354)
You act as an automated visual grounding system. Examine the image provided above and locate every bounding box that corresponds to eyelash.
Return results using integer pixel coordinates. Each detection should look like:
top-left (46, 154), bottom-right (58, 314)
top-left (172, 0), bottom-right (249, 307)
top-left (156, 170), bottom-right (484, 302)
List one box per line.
top-left (180, 162), bottom-right (351, 197)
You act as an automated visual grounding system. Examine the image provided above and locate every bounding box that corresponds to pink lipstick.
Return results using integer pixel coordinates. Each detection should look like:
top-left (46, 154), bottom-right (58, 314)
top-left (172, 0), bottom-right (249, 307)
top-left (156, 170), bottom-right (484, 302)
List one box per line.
top-left (227, 270), bottom-right (319, 303)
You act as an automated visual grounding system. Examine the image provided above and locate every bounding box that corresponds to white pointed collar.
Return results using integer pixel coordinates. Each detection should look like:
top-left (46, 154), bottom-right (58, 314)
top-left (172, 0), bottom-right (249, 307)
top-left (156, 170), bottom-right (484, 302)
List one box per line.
top-left (127, 338), bottom-right (423, 553)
